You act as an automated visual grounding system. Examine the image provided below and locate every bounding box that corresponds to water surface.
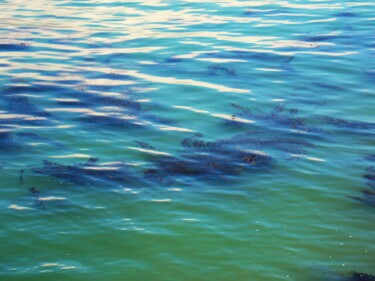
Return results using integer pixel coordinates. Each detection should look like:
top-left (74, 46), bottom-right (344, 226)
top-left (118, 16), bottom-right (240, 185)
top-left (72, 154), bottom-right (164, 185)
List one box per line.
top-left (1, 0), bottom-right (375, 280)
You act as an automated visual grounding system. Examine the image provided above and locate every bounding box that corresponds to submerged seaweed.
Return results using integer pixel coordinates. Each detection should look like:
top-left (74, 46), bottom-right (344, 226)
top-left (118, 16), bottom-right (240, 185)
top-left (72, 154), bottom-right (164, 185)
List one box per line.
top-left (142, 133), bottom-right (273, 183)
top-left (16, 133), bottom-right (65, 148)
top-left (4, 95), bottom-right (50, 117)
top-left (352, 190), bottom-right (375, 209)
top-left (0, 129), bottom-right (65, 152)
top-left (0, 86), bottom-right (53, 127)
top-left (230, 103), bottom-right (318, 134)
top-left (229, 102), bottom-right (375, 137)
top-left (321, 116), bottom-right (375, 131)
top-left (349, 272), bottom-right (375, 281)
top-left (351, 156), bottom-right (375, 209)
top-left (0, 130), bottom-right (20, 151)
top-left (29, 187), bottom-right (45, 209)
top-left (145, 148), bottom-right (271, 183)
top-left (0, 131), bottom-right (12, 141)
top-left (138, 108), bottom-right (319, 183)
top-left (322, 271), bottom-right (375, 281)
top-left (221, 131), bottom-right (313, 155)
top-left (53, 85), bottom-right (172, 128)
top-left (32, 158), bottom-right (140, 186)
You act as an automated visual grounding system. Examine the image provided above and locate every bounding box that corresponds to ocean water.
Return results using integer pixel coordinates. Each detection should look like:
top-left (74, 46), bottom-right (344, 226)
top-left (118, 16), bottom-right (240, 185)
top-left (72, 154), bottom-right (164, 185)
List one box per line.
top-left (1, 0), bottom-right (375, 280)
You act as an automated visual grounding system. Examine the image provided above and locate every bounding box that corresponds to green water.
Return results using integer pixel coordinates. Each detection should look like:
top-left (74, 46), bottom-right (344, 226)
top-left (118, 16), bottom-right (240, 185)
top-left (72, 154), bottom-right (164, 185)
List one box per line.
top-left (1, 0), bottom-right (375, 280)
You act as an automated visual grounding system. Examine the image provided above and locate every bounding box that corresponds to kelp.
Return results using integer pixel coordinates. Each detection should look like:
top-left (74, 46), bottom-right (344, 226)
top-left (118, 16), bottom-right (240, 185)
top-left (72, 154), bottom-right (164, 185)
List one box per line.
top-left (32, 158), bottom-right (139, 186)
top-left (29, 187), bottom-right (45, 210)
top-left (0, 130), bottom-right (65, 152)
top-left (229, 103), bottom-right (318, 134)
top-left (350, 156), bottom-right (375, 209)
top-left (321, 116), bottom-right (375, 131)
top-left (229, 103), bottom-right (375, 135)
top-left (142, 134), bottom-right (272, 183)
top-left (54, 86), bottom-right (172, 128)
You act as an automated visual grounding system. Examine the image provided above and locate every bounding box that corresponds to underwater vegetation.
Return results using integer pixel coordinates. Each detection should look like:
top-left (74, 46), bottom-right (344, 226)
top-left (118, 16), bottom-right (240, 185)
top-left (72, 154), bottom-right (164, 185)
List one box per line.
top-left (3, 81), bottom-right (373, 190)
top-left (312, 270), bottom-right (375, 281)
top-left (350, 272), bottom-right (375, 281)
top-left (54, 87), bottom-right (146, 127)
top-left (324, 271), bottom-right (375, 281)
top-left (145, 147), bottom-right (271, 183)
top-left (0, 131), bottom-right (20, 151)
top-left (3, 95), bottom-right (50, 118)
top-left (16, 133), bottom-right (65, 148)
top-left (142, 132), bottom-right (275, 184)
top-left (229, 103), bottom-right (319, 134)
top-left (32, 158), bottom-right (140, 186)
top-left (0, 130), bottom-right (64, 152)
top-left (1, 76), bottom-right (171, 133)
top-left (341, 272), bottom-right (375, 281)
top-left (29, 124), bottom-right (314, 186)
top-left (29, 187), bottom-right (45, 210)
top-left (229, 103), bottom-right (375, 135)
top-left (1, 1), bottom-right (374, 279)
top-left (353, 190), bottom-right (375, 209)
top-left (321, 117), bottom-right (375, 131)
top-left (52, 82), bottom-right (172, 128)
top-left (31, 137), bottom-right (272, 186)
top-left (0, 86), bottom-right (54, 131)
top-left (0, 131), bottom-right (12, 141)
top-left (351, 157), bottom-right (375, 209)
top-left (4, 94), bottom-right (374, 189)
top-left (218, 131), bottom-right (314, 156)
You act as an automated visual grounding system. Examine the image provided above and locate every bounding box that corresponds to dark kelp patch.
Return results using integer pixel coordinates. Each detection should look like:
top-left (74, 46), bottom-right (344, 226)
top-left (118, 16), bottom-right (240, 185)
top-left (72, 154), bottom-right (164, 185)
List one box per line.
top-left (229, 103), bottom-right (319, 134)
top-left (320, 116), bottom-right (375, 131)
top-left (320, 271), bottom-right (375, 281)
top-left (350, 156), bottom-right (375, 209)
top-left (29, 187), bottom-right (45, 210)
top-left (53, 87), bottom-right (172, 129)
top-left (16, 133), bottom-right (65, 148)
top-left (349, 272), bottom-right (375, 281)
top-left (0, 131), bottom-right (21, 151)
top-left (32, 158), bottom-right (139, 186)
top-left (141, 134), bottom-right (272, 184)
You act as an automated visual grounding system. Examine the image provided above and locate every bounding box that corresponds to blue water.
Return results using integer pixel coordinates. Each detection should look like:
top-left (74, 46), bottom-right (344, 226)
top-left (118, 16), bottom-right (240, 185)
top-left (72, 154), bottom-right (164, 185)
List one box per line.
top-left (1, 0), bottom-right (375, 280)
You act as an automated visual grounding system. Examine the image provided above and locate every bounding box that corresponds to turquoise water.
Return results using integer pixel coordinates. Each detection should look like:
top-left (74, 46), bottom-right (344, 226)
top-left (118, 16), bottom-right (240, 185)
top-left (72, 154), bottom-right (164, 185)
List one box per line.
top-left (1, 0), bottom-right (375, 280)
